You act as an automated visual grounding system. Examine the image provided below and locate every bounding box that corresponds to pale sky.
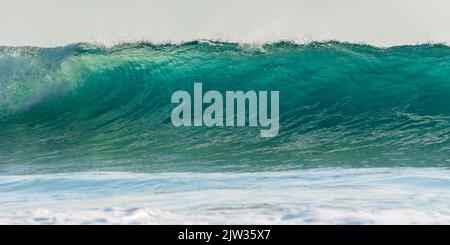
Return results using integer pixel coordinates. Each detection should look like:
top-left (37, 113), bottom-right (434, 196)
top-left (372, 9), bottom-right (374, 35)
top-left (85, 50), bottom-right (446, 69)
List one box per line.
top-left (1, 0), bottom-right (449, 47)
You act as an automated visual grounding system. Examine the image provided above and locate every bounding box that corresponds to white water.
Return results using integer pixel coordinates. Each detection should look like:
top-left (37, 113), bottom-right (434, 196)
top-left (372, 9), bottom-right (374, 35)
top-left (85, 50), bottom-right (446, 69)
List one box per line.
top-left (1, 168), bottom-right (449, 224)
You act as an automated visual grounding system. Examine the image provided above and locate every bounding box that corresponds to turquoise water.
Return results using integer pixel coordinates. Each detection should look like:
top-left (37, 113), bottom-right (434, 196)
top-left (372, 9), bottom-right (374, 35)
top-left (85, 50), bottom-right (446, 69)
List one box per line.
top-left (0, 41), bottom-right (449, 224)
top-left (1, 41), bottom-right (450, 173)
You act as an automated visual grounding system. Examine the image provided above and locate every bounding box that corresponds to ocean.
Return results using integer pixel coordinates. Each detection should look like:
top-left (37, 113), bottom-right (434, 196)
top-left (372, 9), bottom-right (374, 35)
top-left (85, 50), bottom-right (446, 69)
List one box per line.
top-left (0, 41), bottom-right (449, 224)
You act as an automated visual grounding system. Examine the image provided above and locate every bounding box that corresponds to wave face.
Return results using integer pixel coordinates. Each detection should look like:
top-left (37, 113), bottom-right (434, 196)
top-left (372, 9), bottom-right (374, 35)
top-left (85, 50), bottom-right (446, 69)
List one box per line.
top-left (1, 42), bottom-right (450, 173)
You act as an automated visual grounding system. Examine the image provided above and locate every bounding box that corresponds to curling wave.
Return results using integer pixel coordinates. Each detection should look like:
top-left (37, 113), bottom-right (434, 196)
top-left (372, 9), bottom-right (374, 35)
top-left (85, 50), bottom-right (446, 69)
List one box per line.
top-left (1, 41), bottom-right (450, 173)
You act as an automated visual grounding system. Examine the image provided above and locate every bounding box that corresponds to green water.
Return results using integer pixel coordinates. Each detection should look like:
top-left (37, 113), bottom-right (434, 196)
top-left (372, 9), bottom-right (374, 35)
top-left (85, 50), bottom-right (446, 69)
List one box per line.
top-left (1, 41), bottom-right (450, 174)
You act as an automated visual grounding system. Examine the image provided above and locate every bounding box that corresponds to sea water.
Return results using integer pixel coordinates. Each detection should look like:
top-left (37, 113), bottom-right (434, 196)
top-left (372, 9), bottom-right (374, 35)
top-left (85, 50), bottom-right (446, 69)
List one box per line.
top-left (1, 41), bottom-right (450, 224)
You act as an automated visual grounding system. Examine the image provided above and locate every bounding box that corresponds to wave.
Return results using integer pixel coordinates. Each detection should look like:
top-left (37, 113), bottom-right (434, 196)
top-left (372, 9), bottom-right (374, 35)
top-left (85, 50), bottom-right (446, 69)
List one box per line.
top-left (1, 41), bottom-right (450, 173)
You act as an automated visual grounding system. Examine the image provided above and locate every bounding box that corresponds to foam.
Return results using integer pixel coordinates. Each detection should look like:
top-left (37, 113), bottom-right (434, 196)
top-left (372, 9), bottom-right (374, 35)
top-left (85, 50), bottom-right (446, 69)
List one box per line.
top-left (0, 168), bottom-right (449, 224)
top-left (1, 207), bottom-right (449, 225)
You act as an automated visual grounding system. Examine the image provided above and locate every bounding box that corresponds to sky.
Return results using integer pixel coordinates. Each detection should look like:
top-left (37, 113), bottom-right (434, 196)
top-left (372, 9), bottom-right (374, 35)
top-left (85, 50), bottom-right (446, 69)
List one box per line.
top-left (1, 0), bottom-right (449, 47)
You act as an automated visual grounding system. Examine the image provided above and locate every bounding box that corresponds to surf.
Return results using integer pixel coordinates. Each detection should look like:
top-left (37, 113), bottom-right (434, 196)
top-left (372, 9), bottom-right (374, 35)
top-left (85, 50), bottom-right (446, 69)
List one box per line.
top-left (0, 41), bottom-right (450, 173)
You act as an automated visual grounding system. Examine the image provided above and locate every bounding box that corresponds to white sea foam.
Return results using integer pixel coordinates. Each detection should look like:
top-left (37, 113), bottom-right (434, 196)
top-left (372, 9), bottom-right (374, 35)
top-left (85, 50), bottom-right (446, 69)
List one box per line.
top-left (1, 207), bottom-right (449, 225)
top-left (0, 168), bottom-right (449, 224)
